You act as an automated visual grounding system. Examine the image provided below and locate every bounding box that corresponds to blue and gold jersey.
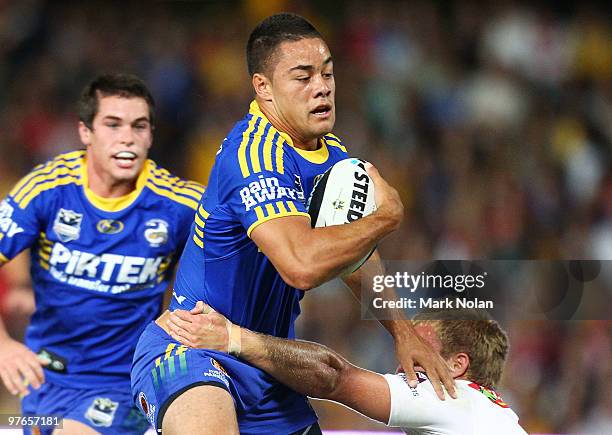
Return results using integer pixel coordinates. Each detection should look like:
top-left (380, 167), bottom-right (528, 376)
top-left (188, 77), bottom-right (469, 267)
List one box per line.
top-left (0, 150), bottom-right (203, 389)
top-left (171, 100), bottom-right (349, 334)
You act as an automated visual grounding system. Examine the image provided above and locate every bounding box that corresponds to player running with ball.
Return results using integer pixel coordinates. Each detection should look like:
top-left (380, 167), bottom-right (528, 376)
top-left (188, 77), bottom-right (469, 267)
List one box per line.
top-left (131, 12), bottom-right (454, 435)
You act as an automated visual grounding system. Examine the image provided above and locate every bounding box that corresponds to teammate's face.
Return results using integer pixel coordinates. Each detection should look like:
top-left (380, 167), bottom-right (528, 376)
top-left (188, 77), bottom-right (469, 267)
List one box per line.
top-left (79, 95), bottom-right (152, 189)
top-left (267, 37), bottom-right (335, 147)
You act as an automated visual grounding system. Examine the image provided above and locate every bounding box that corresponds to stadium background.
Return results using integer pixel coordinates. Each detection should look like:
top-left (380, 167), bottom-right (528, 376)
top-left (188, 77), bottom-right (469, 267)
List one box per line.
top-left (0, 0), bottom-right (610, 433)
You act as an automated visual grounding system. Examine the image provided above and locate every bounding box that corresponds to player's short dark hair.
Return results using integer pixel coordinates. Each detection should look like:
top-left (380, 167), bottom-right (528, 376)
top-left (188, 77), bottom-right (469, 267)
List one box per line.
top-left (413, 308), bottom-right (509, 388)
top-left (246, 12), bottom-right (323, 77)
top-left (78, 73), bottom-right (155, 129)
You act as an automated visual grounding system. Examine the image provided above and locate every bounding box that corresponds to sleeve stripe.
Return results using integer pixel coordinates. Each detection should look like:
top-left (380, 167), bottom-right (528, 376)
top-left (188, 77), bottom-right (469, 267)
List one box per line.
top-left (192, 234), bottom-right (204, 249)
top-left (13, 164), bottom-right (81, 203)
top-left (238, 116), bottom-right (260, 178)
top-left (198, 205), bottom-right (209, 219)
top-left (146, 179), bottom-right (202, 202)
top-left (276, 201), bottom-right (288, 213)
top-left (194, 213), bottom-right (205, 228)
top-left (287, 201), bottom-right (299, 213)
top-left (249, 120), bottom-right (267, 174)
top-left (247, 210), bottom-right (310, 238)
top-left (149, 166), bottom-right (205, 193)
top-left (0, 252), bottom-right (8, 264)
top-left (150, 173), bottom-right (204, 197)
top-left (247, 201), bottom-right (310, 237)
top-left (194, 226), bottom-right (204, 239)
top-left (9, 151), bottom-right (85, 197)
top-left (263, 127), bottom-right (275, 172)
top-left (145, 182), bottom-right (198, 210)
top-left (147, 178), bottom-right (202, 201)
top-left (275, 135), bottom-right (285, 175)
top-left (18, 173), bottom-right (81, 209)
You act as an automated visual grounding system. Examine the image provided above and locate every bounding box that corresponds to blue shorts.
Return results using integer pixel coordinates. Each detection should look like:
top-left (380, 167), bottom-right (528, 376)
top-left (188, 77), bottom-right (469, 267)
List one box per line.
top-left (131, 322), bottom-right (317, 434)
top-left (21, 381), bottom-right (150, 435)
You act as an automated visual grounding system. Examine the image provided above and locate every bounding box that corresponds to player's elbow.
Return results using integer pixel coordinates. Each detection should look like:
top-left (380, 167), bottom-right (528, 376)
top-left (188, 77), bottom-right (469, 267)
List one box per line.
top-left (278, 265), bottom-right (323, 290)
top-left (310, 353), bottom-right (352, 400)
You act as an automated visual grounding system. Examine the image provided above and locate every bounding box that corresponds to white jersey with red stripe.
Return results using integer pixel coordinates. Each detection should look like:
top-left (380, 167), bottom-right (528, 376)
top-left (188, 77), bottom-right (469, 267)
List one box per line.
top-left (384, 373), bottom-right (527, 435)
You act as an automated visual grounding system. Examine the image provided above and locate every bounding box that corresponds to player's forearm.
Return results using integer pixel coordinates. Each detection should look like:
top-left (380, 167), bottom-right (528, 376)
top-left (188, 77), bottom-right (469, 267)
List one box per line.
top-left (240, 328), bottom-right (348, 399)
top-left (296, 211), bottom-right (398, 288)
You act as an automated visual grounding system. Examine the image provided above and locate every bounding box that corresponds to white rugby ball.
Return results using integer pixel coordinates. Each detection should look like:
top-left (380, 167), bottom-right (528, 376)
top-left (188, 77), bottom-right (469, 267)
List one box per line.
top-left (307, 158), bottom-right (377, 275)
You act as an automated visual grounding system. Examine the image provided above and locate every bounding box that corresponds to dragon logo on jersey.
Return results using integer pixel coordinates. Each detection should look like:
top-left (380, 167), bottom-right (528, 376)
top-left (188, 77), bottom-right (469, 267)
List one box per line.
top-left (53, 208), bottom-right (83, 242)
top-left (468, 382), bottom-right (509, 408)
top-left (85, 397), bottom-right (119, 427)
top-left (97, 219), bottom-right (124, 234)
top-left (144, 219), bottom-right (169, 247)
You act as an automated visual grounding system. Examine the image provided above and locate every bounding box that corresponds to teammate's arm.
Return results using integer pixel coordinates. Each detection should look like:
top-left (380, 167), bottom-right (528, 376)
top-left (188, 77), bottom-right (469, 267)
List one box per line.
top-left (0, 254), bottom-right (46, 397)
top-left (251, 164), bottom-right (403, 289)
top-left (0, 194), bottom-right (47, 397)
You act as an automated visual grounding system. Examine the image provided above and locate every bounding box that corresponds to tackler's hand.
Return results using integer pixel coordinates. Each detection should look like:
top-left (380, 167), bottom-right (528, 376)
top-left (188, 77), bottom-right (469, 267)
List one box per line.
top-left (394, 332), bottom-right (457, 401)
top-left (166, 301), bottom-right (241, 356)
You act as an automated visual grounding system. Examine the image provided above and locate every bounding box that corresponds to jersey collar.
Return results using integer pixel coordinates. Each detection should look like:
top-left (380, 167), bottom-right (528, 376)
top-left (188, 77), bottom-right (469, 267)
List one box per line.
top-left (248, 100), bottom-right (330, 164)
top-left (80, 155), bottom-right (150, 212)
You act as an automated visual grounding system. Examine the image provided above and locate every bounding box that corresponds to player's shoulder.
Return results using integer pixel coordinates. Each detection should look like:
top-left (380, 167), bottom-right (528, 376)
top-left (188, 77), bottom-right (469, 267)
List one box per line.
top-left (144, 159), bottom-right (205, 212)
top-left (217, 112), bottom-right (294, 181)
top-left (8, 150), bottom-right (86, 209)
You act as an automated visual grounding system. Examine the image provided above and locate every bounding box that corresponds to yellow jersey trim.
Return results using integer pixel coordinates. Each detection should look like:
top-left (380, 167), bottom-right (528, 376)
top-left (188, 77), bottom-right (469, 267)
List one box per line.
top-left (81, 158), bottom-right (149, 212)
top-left (0, 252), bottom-right (8, 264)
top-left (247, 210), bottom-right (310, 238)
top-left (248, 100), bottom-right (330, 165)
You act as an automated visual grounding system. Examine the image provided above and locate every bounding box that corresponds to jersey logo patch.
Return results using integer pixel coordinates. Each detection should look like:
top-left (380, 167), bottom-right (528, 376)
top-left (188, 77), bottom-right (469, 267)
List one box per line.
top-left (468, 382), bottom-right (510, 408)
top-left (96, 219), bottom-right (124, 234)
top-left (53, 208), bottom-right (83, 242)
top-left (138, 392), bottom-right (156, 426)
top-left (85, 397), bottom-right (119, 427)
top-left (144, 219), bottom-right (169, 247)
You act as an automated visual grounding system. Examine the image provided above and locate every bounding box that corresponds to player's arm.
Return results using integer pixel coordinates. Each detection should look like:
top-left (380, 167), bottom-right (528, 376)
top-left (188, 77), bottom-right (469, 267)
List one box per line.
top-left (166, 303), bottom-right (391, 423)
top-left (341, 253), bottom-right (456, 400)
top-left (0, 196), bottom-right (47, 396)
top-left (251, 164), bottom-right (403, 289)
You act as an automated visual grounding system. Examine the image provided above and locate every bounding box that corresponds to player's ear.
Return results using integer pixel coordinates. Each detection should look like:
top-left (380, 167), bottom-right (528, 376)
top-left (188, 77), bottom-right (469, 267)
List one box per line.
top-left (78, 121), bottom-right (92, 146)
top-left (449, 352), bottom-right (469, 379)
top-left (252, 73), bottom-right (272, 101)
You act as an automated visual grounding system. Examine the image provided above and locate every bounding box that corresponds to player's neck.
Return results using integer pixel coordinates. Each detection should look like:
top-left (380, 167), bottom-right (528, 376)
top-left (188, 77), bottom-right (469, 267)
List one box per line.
top-left (86, 163), bottom-right (135, 198)
top-left (256, 99), bottom-right (319, 151)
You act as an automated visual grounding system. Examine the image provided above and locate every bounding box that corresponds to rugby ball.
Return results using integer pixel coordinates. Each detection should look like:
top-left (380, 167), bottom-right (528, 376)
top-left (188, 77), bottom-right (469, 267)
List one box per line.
top-left (307, 158), bottom-right (377, 275)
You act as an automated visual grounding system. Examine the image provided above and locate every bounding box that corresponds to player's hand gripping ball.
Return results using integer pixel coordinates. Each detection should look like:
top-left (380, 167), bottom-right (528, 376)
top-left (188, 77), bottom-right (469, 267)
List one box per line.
top-left (307, 158), bottom-right (377, 275)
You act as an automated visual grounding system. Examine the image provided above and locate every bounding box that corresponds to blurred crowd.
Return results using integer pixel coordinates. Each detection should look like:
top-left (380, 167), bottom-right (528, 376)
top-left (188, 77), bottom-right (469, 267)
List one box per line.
top-left (0, 0), bottom-right (610, 433)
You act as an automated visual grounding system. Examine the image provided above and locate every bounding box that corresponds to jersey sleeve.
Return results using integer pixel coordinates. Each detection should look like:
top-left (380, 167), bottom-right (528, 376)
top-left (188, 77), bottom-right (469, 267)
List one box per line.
top-left (218, 144), bottom-right (310, 238)
top-left (384, 374), bottom-right (458, 429)
top-left (0, 194), bottom-right (42, 264)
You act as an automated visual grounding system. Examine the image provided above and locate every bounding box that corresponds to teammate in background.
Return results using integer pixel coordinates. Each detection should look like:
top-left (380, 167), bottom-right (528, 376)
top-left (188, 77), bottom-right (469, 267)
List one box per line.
top-left (131, 13), bottom-right (454, 435)
top-left (168, 304), bottom-right (528, 434)
top-left (0, 74), bottom-right (204, 435)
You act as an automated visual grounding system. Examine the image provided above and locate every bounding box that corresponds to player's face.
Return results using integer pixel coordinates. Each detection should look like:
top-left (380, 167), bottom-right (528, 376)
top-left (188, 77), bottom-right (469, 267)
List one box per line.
top-left (79, 95), bottom-right (152, 186)
top-left (269, 37), bottom-right (335, 146)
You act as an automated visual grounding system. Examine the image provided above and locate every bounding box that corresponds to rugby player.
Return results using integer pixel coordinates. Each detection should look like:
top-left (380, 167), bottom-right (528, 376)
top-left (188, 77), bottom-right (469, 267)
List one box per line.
top-left (131, 13), bottom-right (454, 435)
top-left (0, 74), bottom-right (204, 435)
top-left (168, 304), bottom-right (528, 434)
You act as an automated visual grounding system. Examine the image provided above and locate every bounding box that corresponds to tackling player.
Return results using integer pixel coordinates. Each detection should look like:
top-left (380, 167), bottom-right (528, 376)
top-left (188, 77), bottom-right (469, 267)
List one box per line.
top-left (168, 304), bottom-right (528, 434)
top-left (0, 74), bottom-right (204, 435)
top-left (131, 13), bottom-right (454, 435)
